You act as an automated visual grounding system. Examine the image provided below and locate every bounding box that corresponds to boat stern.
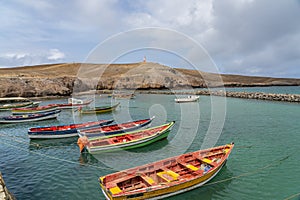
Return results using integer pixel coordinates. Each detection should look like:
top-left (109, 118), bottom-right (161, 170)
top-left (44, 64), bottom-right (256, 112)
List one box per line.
top-left (77, 136), bottom-right (89, 152)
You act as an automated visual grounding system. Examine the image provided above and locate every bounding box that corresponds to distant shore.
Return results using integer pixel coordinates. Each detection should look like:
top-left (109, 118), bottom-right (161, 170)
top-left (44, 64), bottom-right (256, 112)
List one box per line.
top-left (66, 89), bottom-right (300, 103)
top-left (137, 90), bottom-right (300, 103)
top-left (0, 62), bottom-right (299, 98)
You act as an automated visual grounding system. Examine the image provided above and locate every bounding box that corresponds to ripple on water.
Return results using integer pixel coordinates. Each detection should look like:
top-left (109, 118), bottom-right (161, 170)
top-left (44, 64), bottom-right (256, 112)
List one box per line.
top-left (0, 93), bottom-right (299, 199)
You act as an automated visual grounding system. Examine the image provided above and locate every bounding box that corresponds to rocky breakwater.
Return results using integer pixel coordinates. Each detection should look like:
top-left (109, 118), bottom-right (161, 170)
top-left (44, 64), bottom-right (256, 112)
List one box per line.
top-left (140, 90), bottom-right (300, 103)
top-left (0, 172), bottom-right (15, 200)
top-left (200, 91), bottom-right (300, 102)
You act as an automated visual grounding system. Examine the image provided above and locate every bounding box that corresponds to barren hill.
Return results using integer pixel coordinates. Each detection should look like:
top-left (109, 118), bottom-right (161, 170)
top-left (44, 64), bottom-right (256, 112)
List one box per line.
top-left (0, 62), bottom-right (299, 97)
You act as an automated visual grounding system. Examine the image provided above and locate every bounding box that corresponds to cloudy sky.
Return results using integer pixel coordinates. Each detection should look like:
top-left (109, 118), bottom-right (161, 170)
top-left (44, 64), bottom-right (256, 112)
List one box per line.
top-left (0, 0), bottom-right (299, 78)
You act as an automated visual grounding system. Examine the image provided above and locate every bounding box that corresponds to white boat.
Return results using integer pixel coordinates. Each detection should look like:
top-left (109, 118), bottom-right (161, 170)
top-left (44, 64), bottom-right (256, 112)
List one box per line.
top-left (50, 98), bottom-right (93, 109)
top-left (175, 95), bottom-right (200, 103)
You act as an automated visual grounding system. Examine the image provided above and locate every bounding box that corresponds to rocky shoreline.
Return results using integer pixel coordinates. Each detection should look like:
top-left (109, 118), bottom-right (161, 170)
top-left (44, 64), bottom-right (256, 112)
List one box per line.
top-left (1, 62), bottom-right (300, 98)
top-left (0, 173), bottom-right (15, 200)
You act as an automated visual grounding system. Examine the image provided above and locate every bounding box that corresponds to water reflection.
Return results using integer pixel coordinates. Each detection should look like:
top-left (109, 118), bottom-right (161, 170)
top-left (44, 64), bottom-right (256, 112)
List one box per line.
top-left (28, 137), bottom-right (77, 150)
top-left (91, 138), bottom-right (170, 170)
top-left (166, 165), bottom-right (233, 200)
top-left (78, 152), bottom-right (99, 165)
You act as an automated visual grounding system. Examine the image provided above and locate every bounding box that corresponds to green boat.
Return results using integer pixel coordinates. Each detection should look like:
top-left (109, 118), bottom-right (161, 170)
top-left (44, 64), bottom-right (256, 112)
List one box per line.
top-left (0, 101), bottom-right (39, 111)
top-left (77, 121), bottom-right (175, 153)
top-left (79, 102), bottom-right (120, 114)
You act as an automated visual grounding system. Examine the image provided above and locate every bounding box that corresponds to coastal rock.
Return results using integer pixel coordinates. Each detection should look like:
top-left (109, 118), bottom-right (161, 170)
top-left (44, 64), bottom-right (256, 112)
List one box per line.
top-left (0, 62), bottom-right (299, 97)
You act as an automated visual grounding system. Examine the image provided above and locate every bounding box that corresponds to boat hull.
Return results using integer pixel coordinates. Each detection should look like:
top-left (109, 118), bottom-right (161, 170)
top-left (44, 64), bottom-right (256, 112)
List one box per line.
top-left (28, 119), bottom-right (114, 139)
top-left (175, 97), bottom-right (199, 103)
top-left (78, 122), bottom-right (174, 153)
top-left (79, 117), bottom-right (154, 138)
top-left (99, 143), bottom-right (234, 200)
top-left (0, 110), bottom-right (60, 124)
top-left (87, 129), bottom-right (170, 154)
top-left (80, 103), bottom-right (120, 114)
top-left (12, 106), bottom-right (59, 115)
top-left (52, 99), bottom-right (93, 109)
top-left (0, 101), bottom-right (36, 111)
top-left (28, 132), bottom-right (78, 139)
top-left (101, 161), bottom-right (226, 200)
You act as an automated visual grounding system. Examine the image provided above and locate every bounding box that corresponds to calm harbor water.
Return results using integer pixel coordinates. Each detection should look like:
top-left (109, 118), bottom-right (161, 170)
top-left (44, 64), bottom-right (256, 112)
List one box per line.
top-left (0, 86), bottom-right (299, 200)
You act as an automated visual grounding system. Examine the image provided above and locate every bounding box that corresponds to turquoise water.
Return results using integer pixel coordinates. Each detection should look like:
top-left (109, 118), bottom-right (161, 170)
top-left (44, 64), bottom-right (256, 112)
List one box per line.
top-left (0, 88), bottom-right (300, 200)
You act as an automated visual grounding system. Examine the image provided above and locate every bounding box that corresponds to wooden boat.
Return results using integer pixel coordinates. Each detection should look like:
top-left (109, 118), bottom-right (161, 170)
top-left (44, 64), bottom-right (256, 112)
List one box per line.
top-left (12, 105), bottom-right (59, 115)
top-left (112, 94), bottom-right (136, 99)
top-left (0, 101), bottom-right (39, 111)
top-left (175, 96), bottom-right (200, 103)
top-left (77, 121), bottom-right (175, 153)
top-left (0, 110), bottom-right (61, 124)
top-left (0, 97), bottom-right (31, 103)
top-left (49, 98), bottom-right (93, 109)
top-left (78, 117), bottom-right (155, 138)
top-left (79, 102), bottom-right (120, 114)
top-left (28, 119), bottom-right (114, 139)
top-left (99, 143), bottom-right (234, 200)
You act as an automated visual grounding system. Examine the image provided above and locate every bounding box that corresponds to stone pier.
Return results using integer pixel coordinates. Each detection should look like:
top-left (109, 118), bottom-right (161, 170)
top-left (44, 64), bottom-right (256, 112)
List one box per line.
top-left (134, 90), bottom-right (300, 103)
top-left (0, 173), bottom-right (15, 200)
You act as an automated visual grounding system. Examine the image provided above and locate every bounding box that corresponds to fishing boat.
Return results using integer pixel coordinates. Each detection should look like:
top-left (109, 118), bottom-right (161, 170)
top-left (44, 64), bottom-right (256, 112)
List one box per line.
top-left (99, 143), bottom-right (234, 200)
top-left (0, 97), bottom-right (31, 103)
top-left (0, 110), bottom-right (61, 124)
top-left (78, 117), bottom-right (155, 138)
top-left (79, 102), bottom-right (120, 114)
top-left (174, 96), bottom-right (200, 103)
top-left (0, 101), bottom-right (40, 111)
top-left (111, 94), bottom-right (136, 99)
top-left (49, 98), bottom-right (93, 109)
top-left (28, 119), bottom-right (114, 139)
top-left (77, 121), bottom-right (175, 153)
top-left (12, 105), bottom-right (59, 115)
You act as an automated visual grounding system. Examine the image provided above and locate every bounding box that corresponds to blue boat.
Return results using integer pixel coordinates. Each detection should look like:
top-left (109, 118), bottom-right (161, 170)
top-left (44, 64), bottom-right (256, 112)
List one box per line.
top-left (78, 117), bottom-right (155, 138)
top-left (0, 110), bottom-right (61, 124)
top-left (28, 119), bottom-right (114, 139)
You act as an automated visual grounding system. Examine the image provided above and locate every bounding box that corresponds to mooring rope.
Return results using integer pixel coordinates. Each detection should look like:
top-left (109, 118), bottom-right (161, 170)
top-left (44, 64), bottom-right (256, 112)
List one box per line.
top-left (0, 132), bottom-right (72, 149)
top-left (284, 192), bottom-right (300, 200)
top-left (0, 135), bottom-right (116, 171)
top-left (204, 154), bottom-right (290, 188)
top-left (0, 132), bottom-right (293, 199)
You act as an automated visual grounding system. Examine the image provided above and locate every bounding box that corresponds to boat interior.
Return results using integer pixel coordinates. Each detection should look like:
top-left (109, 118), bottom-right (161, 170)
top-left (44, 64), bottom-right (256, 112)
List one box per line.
top-left (102, 145), bottom-right (231, 195)
top-left (90, 125), bottom-right (169, 147)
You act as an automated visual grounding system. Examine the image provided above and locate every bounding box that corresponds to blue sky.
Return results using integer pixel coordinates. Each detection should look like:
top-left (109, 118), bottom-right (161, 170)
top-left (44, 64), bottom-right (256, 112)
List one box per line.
top-left (0, 0), bottom-right (300, 78)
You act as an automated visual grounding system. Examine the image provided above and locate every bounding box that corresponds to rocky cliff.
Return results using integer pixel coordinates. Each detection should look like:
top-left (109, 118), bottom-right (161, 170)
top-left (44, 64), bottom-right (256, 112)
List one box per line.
top-left (0, 62), bottom-right (299, 97)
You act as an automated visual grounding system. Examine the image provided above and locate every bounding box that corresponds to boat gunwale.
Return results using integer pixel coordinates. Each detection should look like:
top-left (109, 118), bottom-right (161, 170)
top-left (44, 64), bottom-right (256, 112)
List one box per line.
top-left (79, 117), bottom-right (155, 138)
top-left (87, 124), bottom-right (173, 151)
top-left (100, 143), bottom-right (234, 199)
top-left (86, 120), bottom-right (172, 141)
top-left (80, 102), bottom-right (120, 114)
top-left (28, 119), bottom-right (114, 133)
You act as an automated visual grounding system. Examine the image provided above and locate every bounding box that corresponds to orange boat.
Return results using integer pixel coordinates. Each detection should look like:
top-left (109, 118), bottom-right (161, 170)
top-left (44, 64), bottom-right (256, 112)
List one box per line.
top-left (99, 143), bottom-right (234, 200)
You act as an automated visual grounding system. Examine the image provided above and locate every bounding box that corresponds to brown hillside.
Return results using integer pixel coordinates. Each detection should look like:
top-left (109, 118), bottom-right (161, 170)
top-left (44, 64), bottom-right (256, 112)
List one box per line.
top-left (0, 62), bottom-right (299, 97)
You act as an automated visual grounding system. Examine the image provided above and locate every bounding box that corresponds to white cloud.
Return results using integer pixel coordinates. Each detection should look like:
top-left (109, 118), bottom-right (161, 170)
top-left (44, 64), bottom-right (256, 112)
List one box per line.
top-left (0, 49), bottom-right (65, 67)
top-left (0, 0), bottom-right (299, 77)
top-left (48, 49), bottom-right (65, 60)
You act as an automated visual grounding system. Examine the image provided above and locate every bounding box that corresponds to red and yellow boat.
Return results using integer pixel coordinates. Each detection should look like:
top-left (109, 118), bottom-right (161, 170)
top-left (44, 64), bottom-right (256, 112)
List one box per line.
top-left (99, 143), bottom-right (234, 199)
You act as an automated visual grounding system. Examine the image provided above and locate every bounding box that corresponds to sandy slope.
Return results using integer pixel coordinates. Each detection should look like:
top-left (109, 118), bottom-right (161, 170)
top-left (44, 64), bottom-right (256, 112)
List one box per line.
top-left (0, 62), bottom-right (299, 97)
